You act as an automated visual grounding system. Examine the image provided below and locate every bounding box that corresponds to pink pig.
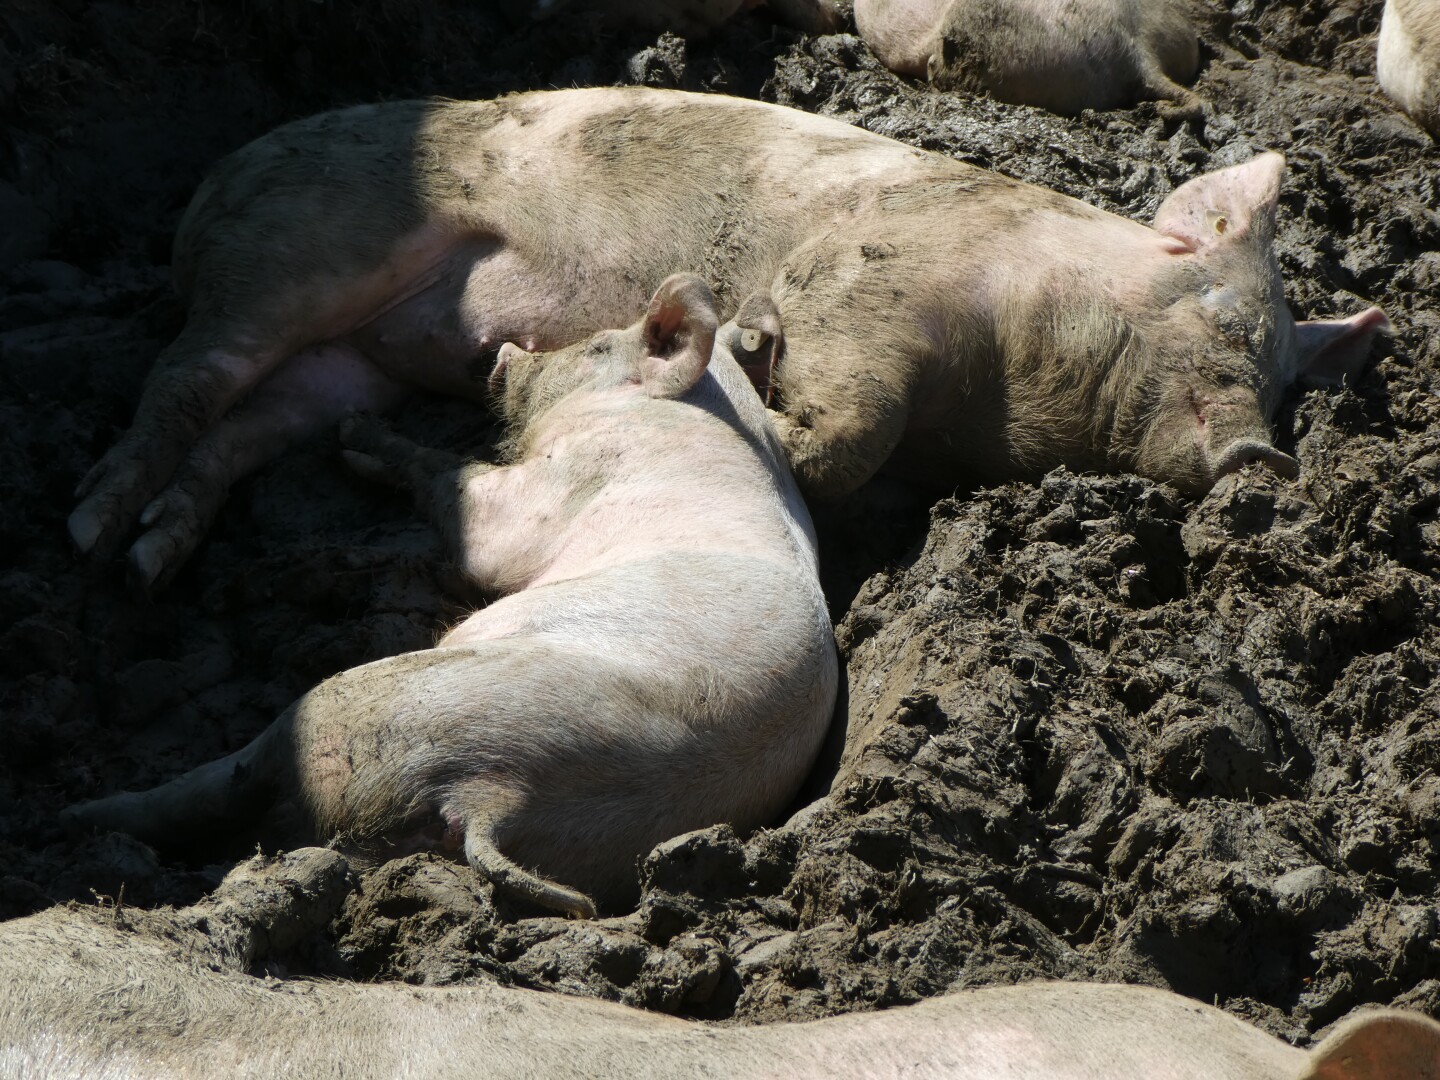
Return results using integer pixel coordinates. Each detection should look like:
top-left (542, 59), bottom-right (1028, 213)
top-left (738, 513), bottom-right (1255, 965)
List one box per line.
top-left (65, 276), bottom-right (837, 918)
top-left (6, 849), bottom-right (1440, 1079)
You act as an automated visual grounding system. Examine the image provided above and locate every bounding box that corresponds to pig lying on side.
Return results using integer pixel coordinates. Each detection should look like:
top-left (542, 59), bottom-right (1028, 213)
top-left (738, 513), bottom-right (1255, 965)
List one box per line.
top-left (65, 88), bottom-right (1391, 589)
top-left (521, 0), bottom-right (850, 36)
top-left (1378, 0), bottom-right (1440, 136)
top-left (64, 276), bottom-right (838, 919)
top-left (853, 0), bottom-right (1202, 114)
top-left (6, 849), bottom-right (1439, 1080)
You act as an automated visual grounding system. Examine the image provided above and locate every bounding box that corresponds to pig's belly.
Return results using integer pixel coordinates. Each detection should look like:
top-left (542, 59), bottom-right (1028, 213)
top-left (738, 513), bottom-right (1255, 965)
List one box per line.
top-left (340, 238), bottom-right (670, 400)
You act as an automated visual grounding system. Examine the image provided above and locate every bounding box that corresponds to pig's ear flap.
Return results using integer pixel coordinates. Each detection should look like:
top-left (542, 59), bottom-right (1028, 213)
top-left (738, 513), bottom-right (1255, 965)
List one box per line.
top-left (731, 291), bottom-right (784, 405)
top-left (1295, 306), bottom-right (1393, 388)
top-left (641, 274), bottom-right (719, 400)
top-left (1153, 151), bottom-right (1285, 254)
top-left (1298, 1009), bottom-right (1440, 1080)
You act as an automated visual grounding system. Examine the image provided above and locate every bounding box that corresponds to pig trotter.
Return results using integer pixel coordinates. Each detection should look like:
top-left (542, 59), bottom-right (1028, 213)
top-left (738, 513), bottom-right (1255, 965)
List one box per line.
top-left (68, 441), bottom-right (162, 561)
top-left (127, 472), bottom-right (230, 591)
top-left (339, 417), bottom-right (474, 494)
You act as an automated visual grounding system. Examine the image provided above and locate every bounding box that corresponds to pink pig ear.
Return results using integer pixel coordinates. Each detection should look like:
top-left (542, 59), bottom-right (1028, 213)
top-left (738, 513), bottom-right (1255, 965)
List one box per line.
top-left (1304, 1009), bottom-right (1440, 1080)
top-left (641, 274), bottom-right (719, 399)
top-left (1295, 306), bottom-right (1394, 388)
top-left (1153, 152), bottom-right (1286, 253)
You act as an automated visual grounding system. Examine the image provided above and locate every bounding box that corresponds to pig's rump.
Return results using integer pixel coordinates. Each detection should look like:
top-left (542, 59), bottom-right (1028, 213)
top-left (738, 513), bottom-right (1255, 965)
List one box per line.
top-left (68, 553), bottom-right (835, 909)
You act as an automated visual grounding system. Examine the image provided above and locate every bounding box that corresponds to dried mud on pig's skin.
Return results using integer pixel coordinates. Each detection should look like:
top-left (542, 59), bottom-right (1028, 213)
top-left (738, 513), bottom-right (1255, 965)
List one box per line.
top-left (2, 0), bottom-right (1439, 1054)
top-left (63, 87), bottom-right (1384, 590)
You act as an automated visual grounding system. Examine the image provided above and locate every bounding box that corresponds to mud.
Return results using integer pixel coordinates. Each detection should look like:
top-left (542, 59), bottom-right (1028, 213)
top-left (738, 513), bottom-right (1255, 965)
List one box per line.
top-left (3, 0), bottom-right (1438, 1052)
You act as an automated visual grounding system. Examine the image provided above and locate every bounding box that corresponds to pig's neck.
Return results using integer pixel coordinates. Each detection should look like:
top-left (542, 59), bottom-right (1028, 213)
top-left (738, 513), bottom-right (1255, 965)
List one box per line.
top-left (466, 393), bottom-right (811, 594)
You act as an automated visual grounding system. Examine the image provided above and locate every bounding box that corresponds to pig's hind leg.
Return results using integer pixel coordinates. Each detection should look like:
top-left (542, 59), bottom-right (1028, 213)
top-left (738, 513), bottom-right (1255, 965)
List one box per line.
top-left (124, 345), bottom-right (409, 589)
top-left (454, 801), bottom-right (598, 919)
top-left (1135, 54), bottom-right (1205, 121)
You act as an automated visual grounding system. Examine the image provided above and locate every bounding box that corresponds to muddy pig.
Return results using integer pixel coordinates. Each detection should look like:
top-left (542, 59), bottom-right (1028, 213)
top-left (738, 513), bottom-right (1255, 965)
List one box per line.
top-left (64, 275), bottom-right (838, 918)
top-left (1379, 0), bottom-right (1440, 136)
top-left (6, 849), bottom-right (1440, 1079)
top-left (65, 87), bottom-right (1391, 588)
top-left (521, 0), bottom-right (849, 36)
top-left (853, 0), bottom-right (1203, 114)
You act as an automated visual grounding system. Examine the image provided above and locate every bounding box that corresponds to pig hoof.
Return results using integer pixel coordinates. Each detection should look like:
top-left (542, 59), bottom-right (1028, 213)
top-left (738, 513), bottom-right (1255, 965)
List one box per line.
top-left (340, 448), bottom-right (396, 487)
top-left (128, 532), bottom-right (176, 592)
top-left (67, 505), bottom-right (105, 554)
top-left (1213, 439), bottom-right (1299, 483)
top-left (61, 792), bottom-right (147, 839)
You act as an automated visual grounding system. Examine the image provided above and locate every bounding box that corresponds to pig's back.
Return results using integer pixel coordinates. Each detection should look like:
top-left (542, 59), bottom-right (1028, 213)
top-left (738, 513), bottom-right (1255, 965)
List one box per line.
top-left (174, 88), bottom-right (945, 314)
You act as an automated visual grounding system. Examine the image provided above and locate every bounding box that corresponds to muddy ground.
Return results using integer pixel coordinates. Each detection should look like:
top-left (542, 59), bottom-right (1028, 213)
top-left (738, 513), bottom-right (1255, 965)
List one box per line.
top-left (2, 0), bottom-right (1438, 1051)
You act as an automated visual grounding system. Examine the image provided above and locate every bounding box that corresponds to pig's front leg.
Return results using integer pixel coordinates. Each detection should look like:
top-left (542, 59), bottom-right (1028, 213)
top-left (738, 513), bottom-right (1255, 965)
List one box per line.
top-left (117, 345), bottom-right (408, 590)
top-left (767, 325), bottom-right (917, 499)
top-left (1138, 59), bottom-right (1206, 122)
top-left (339, 417), bottom-right (494, 567)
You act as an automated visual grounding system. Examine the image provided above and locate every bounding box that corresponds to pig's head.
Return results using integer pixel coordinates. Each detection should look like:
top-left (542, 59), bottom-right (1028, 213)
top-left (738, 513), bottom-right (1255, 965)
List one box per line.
top-left (490, 274), bottom-right (721, 431)
top-left (1117, 151), bottom-right (1392, 495)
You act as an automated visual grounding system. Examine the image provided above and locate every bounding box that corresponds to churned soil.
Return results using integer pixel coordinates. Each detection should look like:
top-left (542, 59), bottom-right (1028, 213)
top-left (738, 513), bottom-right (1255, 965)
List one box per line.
top-left (2, 0), bottom-right (1437, 1047)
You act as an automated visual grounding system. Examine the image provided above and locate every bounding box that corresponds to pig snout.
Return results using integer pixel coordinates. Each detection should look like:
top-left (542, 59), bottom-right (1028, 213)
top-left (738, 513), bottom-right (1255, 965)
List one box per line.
top-left (1210, 437), bottom-right (1299, 483)
top-left (1132, 381), bottom-right (1297, 495)
top-left (1193, 388), bottom-right (1299, 487)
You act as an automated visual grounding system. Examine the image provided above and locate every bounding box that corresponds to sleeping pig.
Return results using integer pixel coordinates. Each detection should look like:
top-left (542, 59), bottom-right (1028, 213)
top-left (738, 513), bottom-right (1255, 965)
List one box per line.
top-left (520, 0), bottom-right (849, 36)
top-left (64, 275), bottom-right (838, 918)
top-left (853, 0), bottom-right (1203, 114)
top-left (65, 87), bottom-right (1390, 589)
top-left (5, 848), bottom-right (1440, 1079)
top-left (1378, 0), bottom-right (1440, 136)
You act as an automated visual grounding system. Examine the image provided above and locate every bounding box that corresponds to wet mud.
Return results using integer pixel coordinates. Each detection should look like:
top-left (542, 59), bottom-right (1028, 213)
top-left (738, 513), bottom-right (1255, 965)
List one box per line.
top-left (2, 0), bottom-right (1437, 1048)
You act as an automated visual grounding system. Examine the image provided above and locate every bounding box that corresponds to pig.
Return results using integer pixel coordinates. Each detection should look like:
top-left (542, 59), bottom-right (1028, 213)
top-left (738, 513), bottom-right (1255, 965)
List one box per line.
top-left (1378, 0), bottom-right (1440, 136)
top-left (63, 275), bottom-right (838, 919)
top-left (64, 87), bottom-right (1391, 589)
top-left (853, 0), bottom-right (1203, 115)
top-left (522, 0), bottom-right (850, 36)
top-left (5, 848), bottom-right (1440, 1080)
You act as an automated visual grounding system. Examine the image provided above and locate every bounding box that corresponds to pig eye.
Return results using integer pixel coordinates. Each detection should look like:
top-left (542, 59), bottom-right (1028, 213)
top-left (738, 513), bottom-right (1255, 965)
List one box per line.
top-left (1206, 210), bottom-right (1229, 236)
top-left (739, 328), bottom-right (770, 354)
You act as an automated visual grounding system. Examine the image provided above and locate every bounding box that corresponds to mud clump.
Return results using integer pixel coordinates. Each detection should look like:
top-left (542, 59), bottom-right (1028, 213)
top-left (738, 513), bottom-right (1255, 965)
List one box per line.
top-left (3, 0), bottom-right (1438, 1052)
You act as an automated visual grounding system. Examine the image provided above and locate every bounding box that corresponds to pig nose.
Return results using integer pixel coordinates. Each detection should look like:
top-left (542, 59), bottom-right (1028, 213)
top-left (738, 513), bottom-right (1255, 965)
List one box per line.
top-left (1212, 438), bottom-right (1300, 482)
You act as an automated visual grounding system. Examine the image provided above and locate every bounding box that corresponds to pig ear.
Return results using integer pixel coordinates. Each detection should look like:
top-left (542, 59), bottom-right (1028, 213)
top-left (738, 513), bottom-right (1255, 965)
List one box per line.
top-left (1153, 152), bottom-right (1286, 254)
top-left (1299, 1010), bottom-right (1440, 1079)
top-left (641, 274), bottom-right (718, 400)
top-left (1295, 306), bottom-right (1393, 388)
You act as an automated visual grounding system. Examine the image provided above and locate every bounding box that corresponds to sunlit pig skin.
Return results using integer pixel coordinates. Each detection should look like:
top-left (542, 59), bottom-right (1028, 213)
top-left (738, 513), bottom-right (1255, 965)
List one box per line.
top-left (854, 0), bottom-right (1202, 116)
top-left (64, 277), bottom-right (837, 919)
top-left (1379, 0), bottom-right (1440, 136)
top-left (65, 87), bottom-right (1390, 588)
top-left (5, 851), bottom-right (1440, 1080)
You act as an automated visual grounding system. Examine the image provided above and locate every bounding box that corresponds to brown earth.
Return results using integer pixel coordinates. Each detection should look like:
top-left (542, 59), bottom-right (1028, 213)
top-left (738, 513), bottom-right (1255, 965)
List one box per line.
top-left (2, 0), bottom-right (1438, 1050)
